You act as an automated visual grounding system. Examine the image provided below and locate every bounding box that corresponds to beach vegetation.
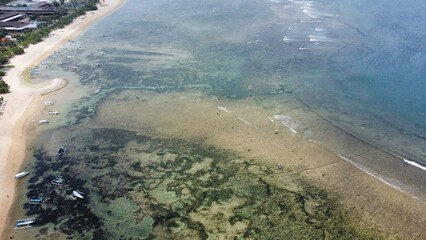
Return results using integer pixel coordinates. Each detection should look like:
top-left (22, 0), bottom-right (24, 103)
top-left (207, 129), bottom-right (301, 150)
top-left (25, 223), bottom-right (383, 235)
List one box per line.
top-left (0, 0), bottom-right (12, 6)
top-left (0, 79), bottom-right (9, 93)
top-left (0, 0), bottom-right (101, 95)
top-left (0, 54), bottom-right (8, 64)
top-left (10, 46), bottom-right (24, 55)
top-left (20, 31), bottom-right (43, 45)
top-left (0, 30), bottom-right (6, 39)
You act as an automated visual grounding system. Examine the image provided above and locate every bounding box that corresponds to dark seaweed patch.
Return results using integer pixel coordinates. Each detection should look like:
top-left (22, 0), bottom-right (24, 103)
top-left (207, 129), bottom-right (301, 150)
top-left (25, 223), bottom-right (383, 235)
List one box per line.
top-left (21, 127), bottom-right (380, 239)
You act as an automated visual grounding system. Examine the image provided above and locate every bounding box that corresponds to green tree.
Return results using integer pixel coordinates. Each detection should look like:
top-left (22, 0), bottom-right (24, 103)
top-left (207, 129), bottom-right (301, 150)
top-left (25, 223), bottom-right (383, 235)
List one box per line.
top-left (0, 29), bottom-right (6, 39)
top-left (0, 80), bottom-right (9, 93)
top-left (11, 46), bottom-right (24, 55)
top-left (0, 54), bottom-right (9, 65)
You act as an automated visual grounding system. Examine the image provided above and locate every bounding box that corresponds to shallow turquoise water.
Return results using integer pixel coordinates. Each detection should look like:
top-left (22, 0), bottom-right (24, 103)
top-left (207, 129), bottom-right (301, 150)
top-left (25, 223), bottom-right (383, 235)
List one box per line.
top-left (72, 0), bottom-right (426, 165)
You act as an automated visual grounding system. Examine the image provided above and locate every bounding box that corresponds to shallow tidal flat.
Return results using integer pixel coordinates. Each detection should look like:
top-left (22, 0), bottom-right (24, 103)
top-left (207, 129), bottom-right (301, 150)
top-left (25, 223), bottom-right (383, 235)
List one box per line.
top-left (16, 89), bottom-right (424, 239)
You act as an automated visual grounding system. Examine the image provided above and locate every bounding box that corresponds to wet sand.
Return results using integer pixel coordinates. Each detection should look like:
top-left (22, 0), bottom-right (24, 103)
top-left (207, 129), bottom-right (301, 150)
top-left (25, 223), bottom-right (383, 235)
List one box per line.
top-left (0, 0), bottom-right (124, 238)
top-left (93, 90), bottom-right (426, 239)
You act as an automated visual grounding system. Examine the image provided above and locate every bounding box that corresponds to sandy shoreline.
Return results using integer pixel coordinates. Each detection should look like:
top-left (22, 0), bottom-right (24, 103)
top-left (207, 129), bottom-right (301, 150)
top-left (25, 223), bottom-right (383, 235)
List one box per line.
top-left (0, 0), bottom-right (124, 237)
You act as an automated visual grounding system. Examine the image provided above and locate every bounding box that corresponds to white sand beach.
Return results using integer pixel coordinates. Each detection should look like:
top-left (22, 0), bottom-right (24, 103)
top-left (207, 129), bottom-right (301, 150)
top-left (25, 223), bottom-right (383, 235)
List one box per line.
top-left (0, 0), bottom-right (124, 237)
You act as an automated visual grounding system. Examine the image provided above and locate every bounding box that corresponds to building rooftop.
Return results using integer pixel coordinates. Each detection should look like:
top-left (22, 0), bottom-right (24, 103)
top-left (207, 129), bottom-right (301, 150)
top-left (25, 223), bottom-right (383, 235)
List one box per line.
top-left (0, 21), bottom-right (37, 30)
top-left (0, 1), bottom-right (56, 14)
top-left (0, 11), bottom-right (26, 22)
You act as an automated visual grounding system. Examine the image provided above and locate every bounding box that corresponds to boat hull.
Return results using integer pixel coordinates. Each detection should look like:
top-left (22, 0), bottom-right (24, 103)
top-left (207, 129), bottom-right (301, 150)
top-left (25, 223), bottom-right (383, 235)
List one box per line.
top-left (15, 171), bottom-right (29, 179)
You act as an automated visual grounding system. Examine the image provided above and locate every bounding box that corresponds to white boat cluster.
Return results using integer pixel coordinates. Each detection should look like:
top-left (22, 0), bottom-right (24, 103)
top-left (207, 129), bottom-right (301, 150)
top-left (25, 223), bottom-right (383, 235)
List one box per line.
top-left (13, 146), bottom-right (85, 231)
top-left (36, 100), bottom-right (61, 126)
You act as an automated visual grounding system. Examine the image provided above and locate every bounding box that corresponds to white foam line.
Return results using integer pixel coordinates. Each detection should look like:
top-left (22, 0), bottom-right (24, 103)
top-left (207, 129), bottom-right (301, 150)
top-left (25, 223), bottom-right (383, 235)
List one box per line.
top-left (309, 35), bottom-right (333, 42)
top-left (283, 36), bottom-right (294, 42)
top-left (303, 9), bottom-right (339, 18)
top-left (238, 117), bottom-right (251, 125)
top-left (274, 115), bottom-right (298, 134)
top-left (300, 20), bottom-right (321, 23)
top-left (403, 159), bottom-right (426, 171)
top-left (338, 155), bottom-right (420, 200)
top-left (289, 0), bottom-right (314, 5)
top-left (218, 106), bottom-right (230, 113)
top-left (237, 118), bottom-right (258, 129)
top-left (315, 28), bottom-right (325, 32)
top-left (267, 116), bottom-right (275, 123)
top-left (283, 36), bottom-right (309, 42)
top-left (302, 9), bottom-right (318, 18)
top-left (279, 122), bottom-right (297, 134)
top-left (338, 155), bottom-right (404, 191)
top-left (273, 115), bottom-right (287, 121)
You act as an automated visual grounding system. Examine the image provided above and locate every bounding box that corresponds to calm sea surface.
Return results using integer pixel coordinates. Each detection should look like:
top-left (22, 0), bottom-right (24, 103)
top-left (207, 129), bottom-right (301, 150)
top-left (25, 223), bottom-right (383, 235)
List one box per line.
top-left (16, 0), bottom-right (426, 238)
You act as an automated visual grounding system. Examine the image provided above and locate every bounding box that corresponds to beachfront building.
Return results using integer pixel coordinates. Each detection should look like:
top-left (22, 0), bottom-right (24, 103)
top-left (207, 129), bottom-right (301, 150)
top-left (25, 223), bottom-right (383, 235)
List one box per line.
top-left (0, 1), bottom-right (59, 31)
top-left (0, 1), bottom-right (57, 15)
top-left (0, 11), bottom-right (38, 31)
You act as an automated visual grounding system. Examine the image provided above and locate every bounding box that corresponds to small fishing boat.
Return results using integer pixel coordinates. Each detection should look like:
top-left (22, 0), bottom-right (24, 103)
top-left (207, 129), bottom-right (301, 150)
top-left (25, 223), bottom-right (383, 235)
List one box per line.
top-left (14, 218), bottom-right (35, 229)
top-left (51, 177), bottom-right (64, 185)
top-left (57, 147), bottom-right (66, 155)
top-left (38, 120), bottom-right (49, 125)
top-left (72, 190), bottom-right (84, 199)
top-left (48, 111), bottom-right (60, 115)
top-left (93, 89), bottom-right (101, 95)
top-left (15, 171), bottom-right (29, 179)
top-left (29, 197), bottom-right (43, 205)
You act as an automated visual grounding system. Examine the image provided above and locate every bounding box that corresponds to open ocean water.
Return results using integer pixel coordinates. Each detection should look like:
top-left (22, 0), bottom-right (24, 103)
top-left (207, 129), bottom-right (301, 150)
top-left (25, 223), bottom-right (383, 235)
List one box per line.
top-left (12, 0), bottom-right (426, 238)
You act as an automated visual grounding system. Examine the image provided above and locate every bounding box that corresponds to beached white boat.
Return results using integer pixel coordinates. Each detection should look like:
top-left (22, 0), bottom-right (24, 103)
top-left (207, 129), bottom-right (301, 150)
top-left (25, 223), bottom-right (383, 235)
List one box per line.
top-left (14, 218), bottom-right (35, 229)
top-left (38, 120), bottom-right (49, 125)
top-left (15, 171), bottom-right (29, 179)
top-left (72, 190), bottom-right (84, 199)
top-left (44, 101), bottom-right (55, 105)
